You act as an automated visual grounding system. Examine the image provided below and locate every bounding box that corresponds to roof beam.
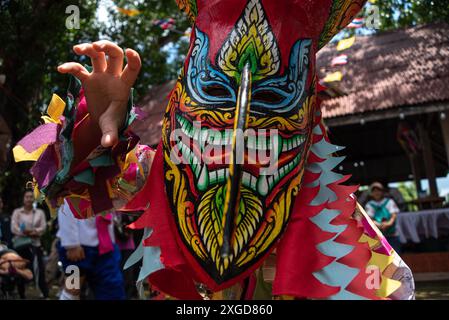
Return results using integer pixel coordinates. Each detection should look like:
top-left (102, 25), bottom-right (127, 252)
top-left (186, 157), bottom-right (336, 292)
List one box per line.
top-left (324, 102), bottom-right (449, 127)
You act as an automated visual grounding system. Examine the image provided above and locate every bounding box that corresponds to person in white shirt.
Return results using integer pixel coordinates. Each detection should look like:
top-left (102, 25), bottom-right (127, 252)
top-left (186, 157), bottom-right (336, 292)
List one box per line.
top-left (57, 200), bottom-right (125, 300)
top-left (365, 182), bottom-right (402, 253)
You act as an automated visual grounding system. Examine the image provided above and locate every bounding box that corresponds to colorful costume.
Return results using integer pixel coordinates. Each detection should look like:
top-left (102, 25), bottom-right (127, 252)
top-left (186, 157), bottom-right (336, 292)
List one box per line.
top-left (14, 0), bottom-right (415, 299)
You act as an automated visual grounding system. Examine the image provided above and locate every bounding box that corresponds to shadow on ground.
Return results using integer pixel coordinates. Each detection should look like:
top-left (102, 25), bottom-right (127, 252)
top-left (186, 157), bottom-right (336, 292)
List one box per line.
top-left (415, 281), bottom-right (449, 300)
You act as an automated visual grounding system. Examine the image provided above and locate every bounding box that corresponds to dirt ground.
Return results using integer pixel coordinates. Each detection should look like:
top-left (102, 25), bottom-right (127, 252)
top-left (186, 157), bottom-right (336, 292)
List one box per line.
top-left (11, 280), bottom-right (446, 300)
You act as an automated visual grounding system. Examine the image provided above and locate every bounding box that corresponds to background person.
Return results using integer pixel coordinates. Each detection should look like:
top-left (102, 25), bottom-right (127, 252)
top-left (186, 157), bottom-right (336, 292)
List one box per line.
top-left (10, 189), bottom-right (49, 299)
top-left (57, 200), bottom-right (125, 300)
top-left (365, 182), bottom-right (402, 254)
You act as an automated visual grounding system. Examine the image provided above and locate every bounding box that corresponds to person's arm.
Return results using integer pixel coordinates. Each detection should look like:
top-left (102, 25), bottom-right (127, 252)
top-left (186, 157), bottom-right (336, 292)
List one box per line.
top-left (58, 41), bottom-right (141, 149)
top-left (31, 210), bottom-right (47, 237)
top-left (10, 210), bottom-right (23, 236)
top-left (58, 203), bottom-right (81, 248)
top-left (14, 41), bottom-right (145, 219)
top-left (15, 267), bottom-right (33, 281)
top-left (383, 212), bottom-right (397, 229)
top-left (365, 202), bottom-right (374, 217)
top-left (58, 202), bottom-right (86, 261)
top-left (384, 199), bottom-right (399, 228)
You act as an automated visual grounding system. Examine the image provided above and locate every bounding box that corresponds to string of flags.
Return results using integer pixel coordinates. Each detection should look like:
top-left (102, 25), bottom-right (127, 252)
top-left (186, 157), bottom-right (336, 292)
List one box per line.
top-left (152, 18), bottom-right (176, 30)
top-left (322, 0), bottom-right (377, 84)
top-left (114, 3), bottom-right (190, 36)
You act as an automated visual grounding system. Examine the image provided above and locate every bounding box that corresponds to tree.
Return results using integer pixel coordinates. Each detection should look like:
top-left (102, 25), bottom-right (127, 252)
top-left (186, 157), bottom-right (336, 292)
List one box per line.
top-left (377, 0), bottom-right (449, 31)
top-left (0, 0), bottom-right (101, 210)
top-left (103, 0), bottom-right (190, 98)
top-left (0, 0), bottom-right (188, 210)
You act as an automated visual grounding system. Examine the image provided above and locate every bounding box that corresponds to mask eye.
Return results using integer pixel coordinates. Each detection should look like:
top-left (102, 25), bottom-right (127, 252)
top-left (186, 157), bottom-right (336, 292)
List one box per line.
top-left (253, 90), bottom-right (284, 105)
top-left (203, 84), bottom-right (231, 98)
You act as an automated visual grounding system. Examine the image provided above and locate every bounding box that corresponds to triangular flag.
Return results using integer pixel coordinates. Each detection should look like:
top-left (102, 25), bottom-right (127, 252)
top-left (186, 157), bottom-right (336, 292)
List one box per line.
top-left (347, 17), bottom-right (364, 28)
top-left (331, 54), bottom-right (348, 66)
top-left (117, 7), bottom-right (141, 17)
top-left (323, 71), bottom-right (343, 83)
top-left (337, 36), bottom-right (356, 51)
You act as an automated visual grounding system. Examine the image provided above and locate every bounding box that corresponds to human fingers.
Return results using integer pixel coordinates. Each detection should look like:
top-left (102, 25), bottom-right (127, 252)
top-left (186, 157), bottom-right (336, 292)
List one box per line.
top-left (121, 48), bottom-right (142, 87)
top-left (57, 62), bottom-right (90, 82)
top-left (98, 100), bottom-right (125, 147)
top-left (92, 40), bottom-right (124, 76)
top-left (73, 43), bottom-right (107, 73)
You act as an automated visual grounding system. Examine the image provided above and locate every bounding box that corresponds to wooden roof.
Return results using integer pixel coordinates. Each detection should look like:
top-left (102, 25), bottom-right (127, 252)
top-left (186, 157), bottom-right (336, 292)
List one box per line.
top-left (318, 23), bottom-right (449, 119)
top-left (133, 23), bottom-right (449, 146)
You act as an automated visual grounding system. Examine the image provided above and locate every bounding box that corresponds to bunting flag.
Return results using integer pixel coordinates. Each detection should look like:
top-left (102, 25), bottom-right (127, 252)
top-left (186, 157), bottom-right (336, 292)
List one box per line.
top-left (116, 7), bottom-right (141, 17)
top-left (323, 71), bottom-right (343, 83)
top-left (336, 36), bottom-right (356, 51)
top-left (331, 54), bottom-right (348, 67)
top-left (152, 18), bottom-right (176, 30)
top-left (347, 17), bottom-right (364, 28)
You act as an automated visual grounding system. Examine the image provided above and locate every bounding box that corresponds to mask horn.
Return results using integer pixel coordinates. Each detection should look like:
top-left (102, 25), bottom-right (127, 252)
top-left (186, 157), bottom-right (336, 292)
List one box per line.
top-left (221, 62), bottom-right (252, 259)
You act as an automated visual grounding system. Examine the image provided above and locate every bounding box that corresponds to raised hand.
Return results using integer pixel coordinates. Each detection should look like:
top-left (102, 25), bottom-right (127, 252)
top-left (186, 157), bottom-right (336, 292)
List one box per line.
top-left (58, 41), bottom-right (141, 147)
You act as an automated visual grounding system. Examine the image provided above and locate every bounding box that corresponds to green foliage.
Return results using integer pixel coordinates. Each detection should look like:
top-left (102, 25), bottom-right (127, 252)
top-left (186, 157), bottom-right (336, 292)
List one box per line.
top-left (0, 0), bottom-right (101, 210)
top-left (0, 0), bottom-right (188, 210)
top-left (377, 0), bottom-right (449, 30)
top-left (397, 182), bottom-right (418, 211)
top-left (102, 0), bottom-right (190, 98)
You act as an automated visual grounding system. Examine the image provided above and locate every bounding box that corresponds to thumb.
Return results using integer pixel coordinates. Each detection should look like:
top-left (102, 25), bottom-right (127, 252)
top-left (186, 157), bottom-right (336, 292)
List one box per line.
top-left (98, 100), bottom-right (125, 148)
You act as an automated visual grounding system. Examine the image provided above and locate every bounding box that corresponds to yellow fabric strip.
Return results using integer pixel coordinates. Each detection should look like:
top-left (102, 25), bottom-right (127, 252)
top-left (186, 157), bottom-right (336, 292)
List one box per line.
top-left (47, 94), bottom-right (66, 122)
top-left (13, 144), bottom-right (48, 162)
top-left (337, 36), bottom-right (356, 51)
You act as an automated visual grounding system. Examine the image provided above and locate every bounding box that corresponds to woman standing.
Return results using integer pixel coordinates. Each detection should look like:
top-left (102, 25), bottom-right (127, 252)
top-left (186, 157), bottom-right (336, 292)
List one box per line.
top-left (11, 190), bottom-right (49, 299)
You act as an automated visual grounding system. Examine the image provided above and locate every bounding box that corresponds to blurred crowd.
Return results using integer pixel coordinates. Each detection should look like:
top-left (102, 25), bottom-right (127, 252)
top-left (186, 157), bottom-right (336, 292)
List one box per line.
top-left (0, 190), bottom-right (144, 300)
top-left (0, 181), bottom-right (404, 300)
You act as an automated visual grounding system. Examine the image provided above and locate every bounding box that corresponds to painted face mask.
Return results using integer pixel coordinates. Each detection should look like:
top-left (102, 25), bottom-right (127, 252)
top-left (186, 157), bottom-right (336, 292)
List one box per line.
top-left (162, 0), bottom-right (319, 285)
top-left (16, 0), bottom-right (416, 300)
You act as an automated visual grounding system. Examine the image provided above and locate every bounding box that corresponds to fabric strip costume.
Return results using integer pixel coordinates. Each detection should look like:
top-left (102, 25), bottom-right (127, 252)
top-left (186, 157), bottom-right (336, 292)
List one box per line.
top-left (14, 0), bottom-right (415, 299)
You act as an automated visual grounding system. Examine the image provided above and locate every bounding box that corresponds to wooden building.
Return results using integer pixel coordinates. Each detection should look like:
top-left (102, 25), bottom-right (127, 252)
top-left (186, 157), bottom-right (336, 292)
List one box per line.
top-left (133, 23), bottom-right (449, 278)
top-left (317, 22), bottom-right (449, 206)
top-left (133, 23), bottom-right (449, 202)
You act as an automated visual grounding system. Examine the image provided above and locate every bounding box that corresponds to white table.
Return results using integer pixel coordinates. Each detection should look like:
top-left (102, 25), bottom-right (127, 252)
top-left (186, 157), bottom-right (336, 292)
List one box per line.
top-left (396, 208), bottom-right (449, 244)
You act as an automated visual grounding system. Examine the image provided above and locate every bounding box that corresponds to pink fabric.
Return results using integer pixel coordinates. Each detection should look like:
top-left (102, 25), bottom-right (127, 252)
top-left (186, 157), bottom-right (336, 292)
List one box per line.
top-left (95, 213), bottom-right (114, 255)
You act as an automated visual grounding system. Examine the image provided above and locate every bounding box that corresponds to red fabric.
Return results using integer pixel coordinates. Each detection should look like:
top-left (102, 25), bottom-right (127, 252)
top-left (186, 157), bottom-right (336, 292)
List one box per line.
top-left (129, 142), bottom-right (202, 299)
top-left (272, 171), bottom-right (341, 298)
top-left (273, 112), bottom-right (379, 299)
top-left (244, 274), bottom-right (257, 300)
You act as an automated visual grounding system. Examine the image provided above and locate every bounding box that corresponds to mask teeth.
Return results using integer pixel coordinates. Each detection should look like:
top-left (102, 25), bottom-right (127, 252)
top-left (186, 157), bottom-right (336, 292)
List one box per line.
top-left (241, 172), bottom-right (257, 192)
top-left (177, 114), bottom-right (304, 154)
top-left (175, 114), bottom-right (304, 194)
top-left (282, 135), bottom-right (305, 152)
top-left (258, 152), bottom-right (302, 195)
top-left (208, 168), bottom-right (230, 186)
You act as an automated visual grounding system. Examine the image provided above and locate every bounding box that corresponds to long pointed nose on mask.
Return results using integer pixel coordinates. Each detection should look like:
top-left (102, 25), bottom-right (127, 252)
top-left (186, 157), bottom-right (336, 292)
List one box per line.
top-left (221, 63), bottom-right (252, 259)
